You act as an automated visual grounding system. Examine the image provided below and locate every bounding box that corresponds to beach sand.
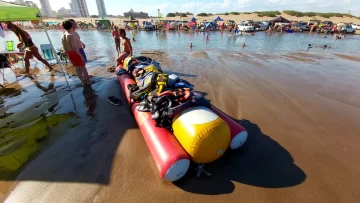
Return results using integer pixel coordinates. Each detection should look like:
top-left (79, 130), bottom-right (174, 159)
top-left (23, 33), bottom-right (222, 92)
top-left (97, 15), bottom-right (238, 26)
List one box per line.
top-left (1, 50), bottom-right (360, 202)
top-left (44, 12), bottom-right (360, 28)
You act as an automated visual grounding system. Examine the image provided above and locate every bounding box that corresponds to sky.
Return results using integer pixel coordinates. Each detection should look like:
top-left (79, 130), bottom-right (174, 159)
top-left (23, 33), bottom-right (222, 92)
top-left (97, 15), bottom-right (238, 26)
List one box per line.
top-left (8, 0), bottom-right (360, 16)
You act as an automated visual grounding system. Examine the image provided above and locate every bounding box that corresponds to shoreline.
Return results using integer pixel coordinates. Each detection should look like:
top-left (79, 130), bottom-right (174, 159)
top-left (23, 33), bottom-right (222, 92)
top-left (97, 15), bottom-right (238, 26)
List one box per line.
top-left (18, 27), bottom-right (360, 35)
top-left (41, 12), bottom-right (360, 25)
top-left (1, 50), bottom-right (360, 202)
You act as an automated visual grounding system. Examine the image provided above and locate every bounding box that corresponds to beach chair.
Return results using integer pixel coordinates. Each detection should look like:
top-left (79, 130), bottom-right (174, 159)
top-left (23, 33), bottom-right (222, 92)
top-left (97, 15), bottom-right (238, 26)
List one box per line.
top-left (40, 44), bottom-right (55, 61)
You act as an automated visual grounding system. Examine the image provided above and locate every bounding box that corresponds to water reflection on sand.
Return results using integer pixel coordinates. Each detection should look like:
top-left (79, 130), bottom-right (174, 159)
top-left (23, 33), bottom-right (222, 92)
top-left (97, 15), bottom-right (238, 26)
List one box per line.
top-left (1, 30), bottom-right (360, 202)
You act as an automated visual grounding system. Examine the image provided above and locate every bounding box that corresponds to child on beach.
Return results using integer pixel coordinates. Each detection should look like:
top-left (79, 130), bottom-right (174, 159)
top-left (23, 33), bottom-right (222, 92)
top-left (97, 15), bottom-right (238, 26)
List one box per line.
top-left (112, 26), bottom-right (121, 53)
top-left (116, 29), bottom-right (133, 66)
top-left (62, 20), bottom-right (91, 86)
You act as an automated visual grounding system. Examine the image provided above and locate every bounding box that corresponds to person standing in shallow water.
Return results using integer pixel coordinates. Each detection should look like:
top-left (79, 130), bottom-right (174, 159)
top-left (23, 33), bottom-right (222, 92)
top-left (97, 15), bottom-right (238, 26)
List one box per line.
top-left (112, 26), bottom-right (121, 53)
top-left (62, 20), bottom-right (91, 86)
top-left (6, 22), bottom-right (53, 75)
top-left (68, 19), bottom-right (87, 63)
top-left (116, 29), bottom-right (133, 66)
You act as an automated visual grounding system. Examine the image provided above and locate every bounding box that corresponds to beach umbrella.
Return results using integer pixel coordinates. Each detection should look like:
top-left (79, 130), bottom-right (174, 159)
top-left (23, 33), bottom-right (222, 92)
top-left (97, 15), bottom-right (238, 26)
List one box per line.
top-left (215, 16), bottom-right (223, 21)
top-left (269, 16), bottom-right (291, 24)
top-left (190, 17), bottom-right (197, 21)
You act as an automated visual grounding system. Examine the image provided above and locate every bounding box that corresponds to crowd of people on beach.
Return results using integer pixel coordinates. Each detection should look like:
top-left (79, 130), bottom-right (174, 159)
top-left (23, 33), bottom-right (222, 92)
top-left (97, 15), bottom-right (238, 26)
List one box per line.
top-left (2, 15), bottom-right (354, 89)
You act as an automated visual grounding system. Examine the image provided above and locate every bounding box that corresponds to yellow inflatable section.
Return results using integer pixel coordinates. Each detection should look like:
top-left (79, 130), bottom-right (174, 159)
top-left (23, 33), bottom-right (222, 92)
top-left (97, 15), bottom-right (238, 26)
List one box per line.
top-left (172, 106), bottom-right (231, 163)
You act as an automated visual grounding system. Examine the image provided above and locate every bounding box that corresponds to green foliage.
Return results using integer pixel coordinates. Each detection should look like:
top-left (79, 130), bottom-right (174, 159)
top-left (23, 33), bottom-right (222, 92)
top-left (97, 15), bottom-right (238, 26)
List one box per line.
top-left (207, 13), bottom-right (214, 16)
top-left (283, 10), bottom-right (357, 18)
top-left (254, 11), bottom-right (280, 17)
top-left (197, 13), bottom-right (208, 16)
top-left (230, 12), bottom-right (240, 15)
top-left (166, 13), bottom-right (176, 17)
top-left (224, 12), bottom-right (229, 15)
top-left (90, 15), bottom-right (99, 18)
top-left (166, 12), bottom-right (190, 17)
top-left (242, 12), bottom-right (252, 14)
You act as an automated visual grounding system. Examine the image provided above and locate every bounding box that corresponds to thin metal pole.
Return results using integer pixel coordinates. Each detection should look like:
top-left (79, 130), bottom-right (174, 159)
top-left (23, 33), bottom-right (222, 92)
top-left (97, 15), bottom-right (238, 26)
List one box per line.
top-left (43, 27), bottom-right (71, 88)
top-left (43, 27), bottom-right (77, 113)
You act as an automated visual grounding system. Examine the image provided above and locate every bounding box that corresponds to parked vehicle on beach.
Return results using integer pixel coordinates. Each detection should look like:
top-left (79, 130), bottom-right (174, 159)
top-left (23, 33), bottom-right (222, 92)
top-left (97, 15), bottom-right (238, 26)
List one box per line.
top-left (237, 23), bottom-right (254, 32)
top-left (142, 21), bottom-right (153, 30)
top-left (322, 21), bottom-right (334, 26)
top-left (253, 21), bottom-right (267, 30)
top-left (181, 21), bottom-right (189, 26)
top-left (225, 20), bottom-right (235, 27)
top-left (352, 24), bottom-right (360, 30)
top-left (340, 24), bottom-right (356, 33)
top-left (245, 20), bottom-right (254, 24)
top-left (295, 22), bottom-right (311, 31)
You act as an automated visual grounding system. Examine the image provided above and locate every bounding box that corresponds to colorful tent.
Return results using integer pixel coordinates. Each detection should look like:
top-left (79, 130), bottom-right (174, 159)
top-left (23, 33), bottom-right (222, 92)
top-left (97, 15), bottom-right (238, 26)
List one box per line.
top-left (190, 17), bottom-right (197, 21)
top-left (269, 16), bottom-right (291, 24)
top-left (215, 16), bottom-right (224, 21)
top-left (0, 1), bottom-right (41, 21)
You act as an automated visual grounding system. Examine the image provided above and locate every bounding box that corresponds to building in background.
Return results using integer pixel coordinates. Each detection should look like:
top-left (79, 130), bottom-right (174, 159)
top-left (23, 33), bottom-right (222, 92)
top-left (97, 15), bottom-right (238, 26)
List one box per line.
top-left (123, 9), bottom-right (149, 18)
top-left (39, 0), bottom-right (53, 17)
top-left (23, 1), bottom-right (37, 7)
top-left (96, 0), bottom-right (107, 17)
top-left (15, 0), bottom-right (24, 4)
top-left (69, 2), bottom-right (75, 13)
top-left (58, 7), bottom-right (76, 17)
top-left (52, 10), bottom-right (58, 17)
top-left (70, 0), bottom-right (89, 17)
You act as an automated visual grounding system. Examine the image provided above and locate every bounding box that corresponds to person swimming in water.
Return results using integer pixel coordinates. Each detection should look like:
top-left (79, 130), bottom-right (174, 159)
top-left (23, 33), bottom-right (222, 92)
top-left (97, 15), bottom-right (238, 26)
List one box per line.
top-left (242, 43), bottom-right (246, 48)
top-left (6, 22), bottom-right (53, 75)
top-left (116, 29), bottom-right (133, 66)
top-left (307, 44), bottom-right (312, 50)
top-left (190, 43), bottom-right (193, 48)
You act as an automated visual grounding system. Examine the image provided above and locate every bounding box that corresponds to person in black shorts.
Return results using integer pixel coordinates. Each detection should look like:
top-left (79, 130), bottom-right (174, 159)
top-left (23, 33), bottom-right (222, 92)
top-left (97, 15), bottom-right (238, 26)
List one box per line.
top-left (6, 22), bottom-right (53, 75)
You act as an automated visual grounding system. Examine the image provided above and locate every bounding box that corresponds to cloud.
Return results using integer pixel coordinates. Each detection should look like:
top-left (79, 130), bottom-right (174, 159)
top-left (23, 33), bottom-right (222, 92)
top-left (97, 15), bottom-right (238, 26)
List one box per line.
top-left (178, 0), bottom-right (253, 14)
top-left (265, 0), bottom-right (287, 4)
top-left (9, 0), bottom-right (360, 17)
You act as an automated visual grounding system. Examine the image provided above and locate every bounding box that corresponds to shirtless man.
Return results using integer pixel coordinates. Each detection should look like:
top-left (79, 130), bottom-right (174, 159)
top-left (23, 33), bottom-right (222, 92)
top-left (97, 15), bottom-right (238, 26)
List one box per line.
top-left (62, 20), bottom-right (91, 85)
top-left (116, 29), bottom-right (133, 66)
top-left (68, 19), bottom-right (87, 63)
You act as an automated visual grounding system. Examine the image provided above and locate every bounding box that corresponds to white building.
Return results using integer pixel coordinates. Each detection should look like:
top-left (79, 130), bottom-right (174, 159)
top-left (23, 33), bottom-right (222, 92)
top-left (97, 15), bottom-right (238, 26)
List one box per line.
top-left (70, 0), bottom-right (89, 17)
top-left (58, 7), bottom-right (76, 17)
top-left (15, 0), bottom-right (24, 4)
top-left (39, 0), bottom-right (53, 17)
top-left (25, 1), bottom-right (37, 7)
top-left (96, 0), bottom-right (107, 17)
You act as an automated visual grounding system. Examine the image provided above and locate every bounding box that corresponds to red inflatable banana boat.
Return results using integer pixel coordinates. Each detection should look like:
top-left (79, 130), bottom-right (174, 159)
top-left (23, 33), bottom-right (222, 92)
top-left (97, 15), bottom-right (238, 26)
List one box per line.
top-left (115, 66), bottom-right (247, 182)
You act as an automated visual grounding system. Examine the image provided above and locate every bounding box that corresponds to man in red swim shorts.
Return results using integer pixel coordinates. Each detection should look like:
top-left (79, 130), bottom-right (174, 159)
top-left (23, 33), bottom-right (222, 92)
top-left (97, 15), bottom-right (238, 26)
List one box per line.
top-left (62, 20), bottom-right (91, 85)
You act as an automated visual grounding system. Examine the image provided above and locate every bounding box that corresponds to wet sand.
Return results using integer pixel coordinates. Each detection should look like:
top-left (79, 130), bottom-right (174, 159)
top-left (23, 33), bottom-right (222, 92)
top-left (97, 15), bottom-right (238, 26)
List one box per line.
top-left (1, 50), bottom-right (360, 202)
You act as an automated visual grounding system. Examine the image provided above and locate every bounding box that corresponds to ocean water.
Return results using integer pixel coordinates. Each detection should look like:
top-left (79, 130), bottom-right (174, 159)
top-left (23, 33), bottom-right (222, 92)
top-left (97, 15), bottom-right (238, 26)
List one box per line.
top-left (1, 30), bottom-right (360, 63)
